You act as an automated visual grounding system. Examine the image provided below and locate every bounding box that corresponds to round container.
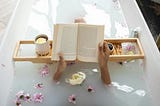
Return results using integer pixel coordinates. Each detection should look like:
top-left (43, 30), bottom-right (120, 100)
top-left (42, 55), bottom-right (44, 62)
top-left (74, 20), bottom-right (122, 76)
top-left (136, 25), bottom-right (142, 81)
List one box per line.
top-left (104, 42), bottom-right (114, 54)
top-left (107, 43), bottom-right (114, 51)
top-left (107, 42), bottom-right (114, 54)
top-left (35, 34), bottom-right (50, 56)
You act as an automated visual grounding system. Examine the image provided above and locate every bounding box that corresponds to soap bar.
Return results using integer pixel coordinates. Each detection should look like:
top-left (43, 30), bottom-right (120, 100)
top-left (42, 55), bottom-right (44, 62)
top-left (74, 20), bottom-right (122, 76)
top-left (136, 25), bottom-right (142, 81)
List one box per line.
top-left (68, 72), bottom-right (86, 85)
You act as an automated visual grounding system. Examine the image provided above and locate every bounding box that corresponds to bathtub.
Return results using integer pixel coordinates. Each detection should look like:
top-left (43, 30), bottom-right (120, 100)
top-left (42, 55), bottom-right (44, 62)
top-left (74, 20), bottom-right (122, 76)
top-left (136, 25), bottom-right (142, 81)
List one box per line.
top-left (0, 0), bottom-right (34, 106)
top-left (0, 0), bottom-right (160, 106)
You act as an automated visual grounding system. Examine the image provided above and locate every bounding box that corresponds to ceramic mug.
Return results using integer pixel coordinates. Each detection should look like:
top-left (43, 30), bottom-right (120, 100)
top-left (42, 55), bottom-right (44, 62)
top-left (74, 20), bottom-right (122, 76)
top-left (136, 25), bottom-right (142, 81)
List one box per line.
top-left (35, 34), bottom-right (50, 56)
top-left (103, 42), bottom-right (114, 54)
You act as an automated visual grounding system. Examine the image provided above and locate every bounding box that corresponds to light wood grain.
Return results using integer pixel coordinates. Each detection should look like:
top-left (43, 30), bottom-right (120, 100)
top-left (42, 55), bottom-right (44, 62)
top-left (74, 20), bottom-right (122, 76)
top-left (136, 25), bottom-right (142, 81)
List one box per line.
top-left (13, 38), bottom-right (144, 63)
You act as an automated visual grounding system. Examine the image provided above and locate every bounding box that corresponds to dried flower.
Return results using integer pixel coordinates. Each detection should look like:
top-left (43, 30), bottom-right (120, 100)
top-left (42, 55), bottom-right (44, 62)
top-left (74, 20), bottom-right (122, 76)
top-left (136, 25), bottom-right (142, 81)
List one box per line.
top-left (126, 45), bottom-right (135, 51)
top-left (24, 93), bottom-right (31, 102)
top-left (15, 91), bottom-right (44, 105)
top-left (16, 91), bottom-right (25, 100)
top-left (32, 93), bottom-right (44, 103)
top-left (40, 65), bottom-right (49, 77)
top-left (34, 83), bottom-right (43, 89)
top-left (68, 94), bottom-right (76, 104)
top-left (87, 85), bottom-right (95, 93)
top-left (15, 100), bottom-right (21, 106)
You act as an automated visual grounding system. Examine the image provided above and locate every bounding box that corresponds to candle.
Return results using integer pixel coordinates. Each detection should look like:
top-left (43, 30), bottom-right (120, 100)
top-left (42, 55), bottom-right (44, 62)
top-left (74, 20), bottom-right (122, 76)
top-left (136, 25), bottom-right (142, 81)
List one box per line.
top-left (36, 37), bottom-right (47, 44)
top-left (35, 34), bottom-right (50, 56)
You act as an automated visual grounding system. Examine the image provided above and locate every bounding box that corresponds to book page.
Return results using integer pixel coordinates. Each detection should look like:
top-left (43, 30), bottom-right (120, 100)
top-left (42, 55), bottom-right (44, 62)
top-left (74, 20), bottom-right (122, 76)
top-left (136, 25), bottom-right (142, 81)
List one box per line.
top-left (52, 24), bottom-right (78, 61)
top-left (77, 24), bottom-right (104, 62)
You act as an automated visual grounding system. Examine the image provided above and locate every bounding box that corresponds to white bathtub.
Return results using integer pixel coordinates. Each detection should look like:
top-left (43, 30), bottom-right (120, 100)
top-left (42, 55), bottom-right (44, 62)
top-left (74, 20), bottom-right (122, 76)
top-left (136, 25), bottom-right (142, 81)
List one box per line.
top-left (0, 0), bottom-right (160, 106)
top-left (0, 0), bottom-right (34, 105)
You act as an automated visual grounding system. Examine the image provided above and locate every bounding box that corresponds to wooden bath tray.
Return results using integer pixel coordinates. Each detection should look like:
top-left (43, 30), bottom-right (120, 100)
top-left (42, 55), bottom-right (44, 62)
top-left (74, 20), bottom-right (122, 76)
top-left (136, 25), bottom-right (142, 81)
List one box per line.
top-left (105, 38), bottom-right (144, 61)
top-left (13, 40), bottom-right (53, 63)
top-left (13, 38), bottom-right (144, 63)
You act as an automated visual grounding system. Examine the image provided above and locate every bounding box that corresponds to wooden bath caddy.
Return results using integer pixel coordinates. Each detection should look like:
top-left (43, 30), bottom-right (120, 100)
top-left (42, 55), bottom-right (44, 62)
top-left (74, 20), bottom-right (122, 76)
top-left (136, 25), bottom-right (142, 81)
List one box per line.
top-left (13, 38), bottom-right (144, 63)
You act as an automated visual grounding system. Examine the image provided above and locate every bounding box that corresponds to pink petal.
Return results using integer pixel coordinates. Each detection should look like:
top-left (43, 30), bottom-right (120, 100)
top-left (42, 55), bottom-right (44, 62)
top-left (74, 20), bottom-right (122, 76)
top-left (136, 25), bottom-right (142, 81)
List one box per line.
top-left (15, 99), bottom-right (22, 106)
top-left (40, 65), bottom-right (49, 77)
top-left (87, 85), bottom-right (95, 92)
top-left (24, 93), bottom-right (32, 102)
top-left (32, 93), bottom-right (44, 103)
top-left (16, 91), bottom-right (25, 100)
top-left (68, 94), bottom-right (76, 104)
top-left (34, 83), bottom-right (43, 89)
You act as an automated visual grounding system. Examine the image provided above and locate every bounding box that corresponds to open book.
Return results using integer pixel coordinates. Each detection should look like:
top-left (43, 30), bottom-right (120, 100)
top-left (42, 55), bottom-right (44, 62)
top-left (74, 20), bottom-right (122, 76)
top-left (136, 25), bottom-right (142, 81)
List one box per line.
top-left (52, 24), bottom-right (104, 62)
